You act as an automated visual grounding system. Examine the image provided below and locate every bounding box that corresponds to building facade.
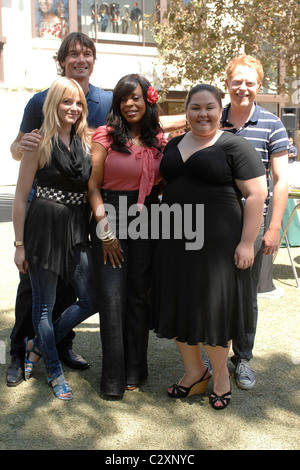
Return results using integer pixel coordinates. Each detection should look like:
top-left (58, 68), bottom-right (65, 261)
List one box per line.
top-left (0, 1), bottom-right (298, 127)
top-left (0, 0), bottom-right (298, 185)
top-left (0, 0), bottom-right (167, 91)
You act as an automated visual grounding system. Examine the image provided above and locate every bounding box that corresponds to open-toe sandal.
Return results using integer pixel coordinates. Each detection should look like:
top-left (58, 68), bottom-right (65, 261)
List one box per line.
top-left (168, 368), bottom-right (210, 398)
top-left (50, 374), bottom-right (73, 401)
top-left (210, 390), bottom-right (231, 410)
top-left (24, 337), bottom-right (41, 381)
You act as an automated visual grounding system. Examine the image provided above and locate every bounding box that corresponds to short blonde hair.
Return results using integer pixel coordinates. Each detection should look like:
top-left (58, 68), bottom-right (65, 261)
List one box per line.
top-left (39, 77), bottom-right (90, 165)
top-left (226, 54), bottom-right (264, 84)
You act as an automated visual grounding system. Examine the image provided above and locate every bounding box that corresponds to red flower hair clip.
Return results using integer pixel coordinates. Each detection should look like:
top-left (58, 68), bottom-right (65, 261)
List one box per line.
top-left (147, 86), bottom-right (159, 105)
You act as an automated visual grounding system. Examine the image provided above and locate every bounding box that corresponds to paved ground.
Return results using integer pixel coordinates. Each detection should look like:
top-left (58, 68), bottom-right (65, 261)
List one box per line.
top-left (0, 187), bottom-right (299, 452)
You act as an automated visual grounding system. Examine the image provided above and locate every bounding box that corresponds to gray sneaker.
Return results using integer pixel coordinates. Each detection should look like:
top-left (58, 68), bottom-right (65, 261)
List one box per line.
top-left (235, 359), bottom-right (256, 390)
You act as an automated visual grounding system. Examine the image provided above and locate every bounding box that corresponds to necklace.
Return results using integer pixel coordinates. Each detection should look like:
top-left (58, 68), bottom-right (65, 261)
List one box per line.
top-left (130, 135), bottom-right (141, 145)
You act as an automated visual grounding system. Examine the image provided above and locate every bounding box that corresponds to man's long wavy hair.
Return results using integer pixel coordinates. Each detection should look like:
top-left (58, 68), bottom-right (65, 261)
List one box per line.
top-left (106, 74), bottom-right (162, 154)
top-left (39, 77), bottom-right (90, 165)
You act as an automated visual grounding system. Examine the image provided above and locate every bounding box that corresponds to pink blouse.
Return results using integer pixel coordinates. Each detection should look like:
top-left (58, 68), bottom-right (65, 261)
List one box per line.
top-left (92, 126), bottom-right (167, 209)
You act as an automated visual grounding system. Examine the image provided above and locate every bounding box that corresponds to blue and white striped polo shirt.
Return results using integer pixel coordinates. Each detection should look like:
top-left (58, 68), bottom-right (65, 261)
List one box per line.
top-left (221, 103), bottom-right (289, 211)
top-left (221, 103), bottom-right (289, 170)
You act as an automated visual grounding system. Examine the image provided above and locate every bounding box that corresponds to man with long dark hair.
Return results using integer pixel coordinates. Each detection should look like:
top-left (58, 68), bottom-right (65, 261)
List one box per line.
top-left (7, 33), bottom-right (112, 386)
top-left (7, 32), bottom-right (185, 386)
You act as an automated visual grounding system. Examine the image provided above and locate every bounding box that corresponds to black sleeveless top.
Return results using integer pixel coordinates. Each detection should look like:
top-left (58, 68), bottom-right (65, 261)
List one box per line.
top-left (24, 135), bottom-right (91, 279)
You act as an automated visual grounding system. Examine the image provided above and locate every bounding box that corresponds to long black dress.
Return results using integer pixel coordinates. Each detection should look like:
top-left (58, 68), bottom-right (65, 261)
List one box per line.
top-left (151, 132), bottom-right (266, 347)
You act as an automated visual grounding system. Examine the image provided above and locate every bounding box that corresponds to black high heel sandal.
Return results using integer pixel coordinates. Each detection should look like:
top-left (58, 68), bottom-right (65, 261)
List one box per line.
top-left (210, 374), bottom-right (231, 410)
top-left (209, 390), bottom-right (231, 410)
top-left (168, 368), bottom-right (210, 398)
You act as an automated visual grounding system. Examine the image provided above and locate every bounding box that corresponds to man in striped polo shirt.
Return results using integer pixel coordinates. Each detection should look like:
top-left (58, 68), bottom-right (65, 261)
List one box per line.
top-left (221, 54), bottom-right (289, 389)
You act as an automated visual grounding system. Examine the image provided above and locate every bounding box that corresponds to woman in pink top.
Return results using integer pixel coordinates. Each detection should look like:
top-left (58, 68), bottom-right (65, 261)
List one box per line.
top-left (88, 74), bottom-right (167, 397)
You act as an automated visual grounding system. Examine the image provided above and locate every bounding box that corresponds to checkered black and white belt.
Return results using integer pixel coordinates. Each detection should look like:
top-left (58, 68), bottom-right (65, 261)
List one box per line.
top-left (36, 185), bottom-right (88, 205)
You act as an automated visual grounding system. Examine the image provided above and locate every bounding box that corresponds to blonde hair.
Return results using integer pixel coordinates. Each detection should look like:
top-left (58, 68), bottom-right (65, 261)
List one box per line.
top-left (225, 54), bottom-right (264, 84)
top-left (39, 77), bottom-right (91, 165)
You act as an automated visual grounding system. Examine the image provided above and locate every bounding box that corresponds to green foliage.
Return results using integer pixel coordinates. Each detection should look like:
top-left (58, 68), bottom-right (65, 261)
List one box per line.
top-left (149, 0), bottom-right (300, 95)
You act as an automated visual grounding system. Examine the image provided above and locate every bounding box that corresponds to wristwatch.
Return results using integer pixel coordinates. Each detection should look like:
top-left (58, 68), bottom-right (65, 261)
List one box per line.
top-left (14, 241), bottom-right (24, 247)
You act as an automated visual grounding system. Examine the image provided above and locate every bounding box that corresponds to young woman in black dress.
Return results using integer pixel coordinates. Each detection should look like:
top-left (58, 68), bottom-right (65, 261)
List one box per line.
top-left (151, 84), bottom-right (267, 409)
top-left (13, 77), bottom-right (96, 400)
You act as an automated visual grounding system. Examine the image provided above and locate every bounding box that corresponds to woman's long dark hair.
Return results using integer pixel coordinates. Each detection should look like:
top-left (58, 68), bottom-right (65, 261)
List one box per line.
top-left (106, 74), bottom-right (162, 154)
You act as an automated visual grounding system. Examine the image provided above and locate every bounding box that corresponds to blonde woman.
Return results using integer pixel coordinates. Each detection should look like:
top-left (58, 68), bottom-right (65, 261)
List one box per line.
top-left (13, 77), bottom-right (96, 400)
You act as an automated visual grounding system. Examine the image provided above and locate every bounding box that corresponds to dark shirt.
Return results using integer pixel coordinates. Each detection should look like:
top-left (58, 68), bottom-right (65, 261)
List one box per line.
top-left (288, 145), bottom-right (297, 163)
top-left (20, 84), bottom-right (113, 133)
top-left (19, 83), bottom-right (113, 201)
top-left (221, 103), bottom-right (289, 214)
top-left (221, 103), bottom-right (289, 173)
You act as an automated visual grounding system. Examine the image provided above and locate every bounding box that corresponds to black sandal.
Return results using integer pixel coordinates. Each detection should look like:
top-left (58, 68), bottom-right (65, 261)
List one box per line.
top-left (210, 390), bottom-right (231, 410)
top-left (168, 368), bottom-right (210, 398)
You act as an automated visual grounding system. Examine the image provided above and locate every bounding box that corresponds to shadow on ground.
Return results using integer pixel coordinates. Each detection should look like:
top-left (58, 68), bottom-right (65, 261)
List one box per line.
top-left (0, 321), bottom-right (299, 450)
